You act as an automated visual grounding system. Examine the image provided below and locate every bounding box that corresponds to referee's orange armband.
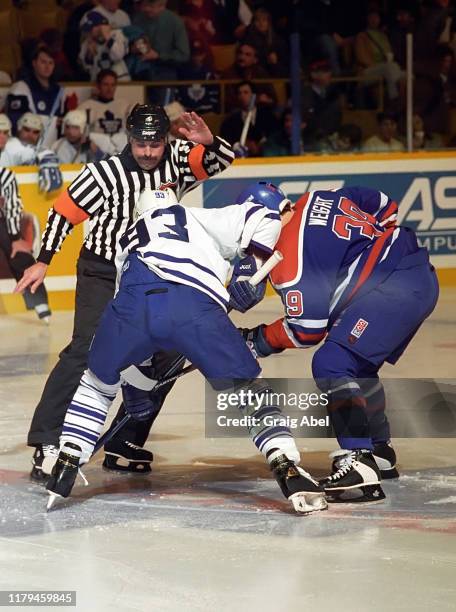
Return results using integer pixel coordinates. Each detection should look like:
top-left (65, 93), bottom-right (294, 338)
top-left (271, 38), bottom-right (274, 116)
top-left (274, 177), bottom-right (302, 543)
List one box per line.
top-left (53, 190), bottom-right (90, 225)
top-left (188, 144), bottom-right (209, 181)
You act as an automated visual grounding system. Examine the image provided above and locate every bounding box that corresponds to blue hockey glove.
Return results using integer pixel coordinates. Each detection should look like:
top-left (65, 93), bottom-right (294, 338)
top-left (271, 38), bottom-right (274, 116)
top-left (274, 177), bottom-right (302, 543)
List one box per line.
top-left (229, 280), bottom-right (266, 312)
top-left (228, 255), bottom-right (266, 312)
top-left (37, 150), bottom-right (63, 193)
top-left (122, 383), bottom-right (162, 421)
top-left (240, 325), bottom-right (284, 358)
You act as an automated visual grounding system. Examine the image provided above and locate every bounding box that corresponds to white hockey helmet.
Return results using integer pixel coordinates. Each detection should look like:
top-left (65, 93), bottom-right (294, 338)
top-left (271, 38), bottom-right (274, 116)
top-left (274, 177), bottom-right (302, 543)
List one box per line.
top-left (133, 188), bottom-right (178, 221)
top-left (17, 112), bottom-right (43, 133)
top-left (0, 113), bottom-right (11, 134)
top-left (63, 109), bottom-right (87, 131)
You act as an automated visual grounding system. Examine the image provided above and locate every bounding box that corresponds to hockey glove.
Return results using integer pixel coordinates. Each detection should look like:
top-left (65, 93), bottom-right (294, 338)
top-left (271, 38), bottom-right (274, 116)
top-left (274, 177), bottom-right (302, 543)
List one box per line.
top-left (122, 383), bottom-right (163, 421)
top-left (37, 150), bottom-right (63, 193)
top-left (228, 256), bottom-right (266, 312)
top-left (240, 325), bottom-right (284, 358)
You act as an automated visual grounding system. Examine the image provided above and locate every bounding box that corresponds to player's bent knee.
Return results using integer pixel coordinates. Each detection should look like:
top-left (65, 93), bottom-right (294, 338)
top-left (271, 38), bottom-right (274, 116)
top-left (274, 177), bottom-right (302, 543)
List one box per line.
top-left (312, 341), bottom-right (359, 386)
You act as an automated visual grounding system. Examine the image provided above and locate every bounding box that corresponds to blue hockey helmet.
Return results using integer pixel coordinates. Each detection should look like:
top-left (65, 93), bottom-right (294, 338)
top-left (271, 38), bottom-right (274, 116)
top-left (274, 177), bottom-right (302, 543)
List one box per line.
top-left (236, 181), bottom-right (293, 213)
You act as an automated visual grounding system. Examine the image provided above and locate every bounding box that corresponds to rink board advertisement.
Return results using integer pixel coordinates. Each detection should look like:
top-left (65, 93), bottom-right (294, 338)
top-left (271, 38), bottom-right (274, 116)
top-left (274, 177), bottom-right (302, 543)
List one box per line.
top-left (0, 152), bottom-right (455, 313)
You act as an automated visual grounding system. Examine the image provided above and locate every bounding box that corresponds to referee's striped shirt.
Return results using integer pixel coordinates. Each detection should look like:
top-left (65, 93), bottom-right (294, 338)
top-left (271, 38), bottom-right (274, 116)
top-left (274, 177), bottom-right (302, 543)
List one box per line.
top-left (0, 167), bottom-right (23, 240)
top-left (38, 136), bottom-right (235, 264)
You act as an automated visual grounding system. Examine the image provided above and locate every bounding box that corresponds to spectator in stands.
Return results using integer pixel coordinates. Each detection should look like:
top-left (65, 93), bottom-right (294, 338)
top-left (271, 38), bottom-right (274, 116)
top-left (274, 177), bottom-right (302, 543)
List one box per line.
top-left (355, 7), bottom-right (404, 104)
top-left (316, 123), bottom-right (363, 153)
top-left (78, 69), bottom-right (130, 135)
top-left (262, 108), bottom-right (294, 157)
top-left (211, 0), bottom-right (253, 44)
top-left (81, 0), bottom-right (131, 29)
top-left (414, 0), bottom-right (451, 65)
top-left (220, 80), bottom-right (278, 156)
top-left (178, 38), bottom-right (220, 113)
top-left (132, 0), bottom-right (190, 80)
top-left (180, 0), bottom-right (216, 48)
top-left (362, 111), bottom-right (405, 152)
top-left (52, 110), bottom-right (105, 163)
top-left (0, 112), bottom-right (63, 193)
top-left (79, 11), bottom-right (130, 81)
top-left (389, 5), bottom-right (416, 69)
top-left (6, 45), bottom-right (64, 149)
top-left (301, 60), bottom-right (342, 144)
top-left (40, 29), bottom-right (74, 81)
top-left (64, 0), bottom-right (96, 79)
top-left (242, 7), bottom-right (288, 77)
top-left (164, 100), bottom-right (187, 140)
top-left (416, 44), bottom-right (456, 135)
top-left (409, 113), bottom-right (443, 150)
top-left (222, 42), bottom-right (269, 80)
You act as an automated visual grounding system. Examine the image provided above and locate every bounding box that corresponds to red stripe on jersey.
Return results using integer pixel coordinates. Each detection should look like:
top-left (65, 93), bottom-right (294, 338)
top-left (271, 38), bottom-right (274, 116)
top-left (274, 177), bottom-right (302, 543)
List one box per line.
top-left (346, 226), bottom-right (395, 302)
top-left (264, 318), bottom-right (325, 349)
top-left (379, 201), bottom-right (398, 225)
top-left (270, 193), bottom-right (310, 286)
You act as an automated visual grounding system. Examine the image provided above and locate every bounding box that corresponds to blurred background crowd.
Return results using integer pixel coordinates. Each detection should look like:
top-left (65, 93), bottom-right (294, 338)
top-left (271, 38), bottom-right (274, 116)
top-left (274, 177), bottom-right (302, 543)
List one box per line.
top-left (0, 0), bottom-right (455, 161)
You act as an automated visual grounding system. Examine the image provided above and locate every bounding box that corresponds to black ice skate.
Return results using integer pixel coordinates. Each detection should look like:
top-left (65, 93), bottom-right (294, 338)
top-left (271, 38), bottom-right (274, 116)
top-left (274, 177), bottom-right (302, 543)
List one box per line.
top-left (321, 449), bottom-right (385, 503)
top-left (103, 440), bottom-right (153, 473)
top-left (331, 442), bottom-right (399, 481)
top-left (31, 444), bottom-right (58, 482)
top-left (373, 441), bottom-right (399, 479)
top-left (269, 452), bottom-right (328, 514)
top-left (46, 443), bottom-right (87, 511)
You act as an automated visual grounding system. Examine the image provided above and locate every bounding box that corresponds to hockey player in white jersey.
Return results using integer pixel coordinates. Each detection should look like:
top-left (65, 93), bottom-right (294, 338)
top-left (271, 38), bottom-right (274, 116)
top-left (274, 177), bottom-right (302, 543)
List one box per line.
top-left (0, 113), bottom-right (63, 193)
top-left (46, 188), bottom-right (327, 515)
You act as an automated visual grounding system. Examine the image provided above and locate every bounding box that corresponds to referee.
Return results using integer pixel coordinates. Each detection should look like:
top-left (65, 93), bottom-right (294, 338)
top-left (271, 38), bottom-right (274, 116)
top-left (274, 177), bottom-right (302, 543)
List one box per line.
top-left (16, 104), bottom-right (235, 480)
top-left (0, 166), bottom-right (51, 322)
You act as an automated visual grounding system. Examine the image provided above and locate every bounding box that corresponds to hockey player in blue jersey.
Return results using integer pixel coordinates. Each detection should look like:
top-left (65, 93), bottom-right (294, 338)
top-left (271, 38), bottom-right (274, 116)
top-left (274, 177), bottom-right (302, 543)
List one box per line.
top-left (229, 182), bottom-right (439, 503)
top-left (45, 188), bottom-right (328, 514)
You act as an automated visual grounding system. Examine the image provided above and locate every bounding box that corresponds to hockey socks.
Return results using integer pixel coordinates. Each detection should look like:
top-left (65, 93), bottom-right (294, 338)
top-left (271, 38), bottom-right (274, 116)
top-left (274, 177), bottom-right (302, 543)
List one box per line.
top-left (61, 370), bottom-right (119, 463)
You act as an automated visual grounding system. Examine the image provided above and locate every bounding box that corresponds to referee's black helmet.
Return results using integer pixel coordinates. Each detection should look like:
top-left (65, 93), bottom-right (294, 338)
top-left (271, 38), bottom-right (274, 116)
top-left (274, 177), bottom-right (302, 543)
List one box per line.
top-left (126, 104), bottom-right (170, 142)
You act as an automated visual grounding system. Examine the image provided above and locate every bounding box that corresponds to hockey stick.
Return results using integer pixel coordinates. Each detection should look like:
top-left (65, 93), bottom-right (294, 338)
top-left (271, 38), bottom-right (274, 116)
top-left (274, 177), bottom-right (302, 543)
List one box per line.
top-left (92, 250), bottom-right (283, 455)
top-left (239, 93), bottom-right (256, 147)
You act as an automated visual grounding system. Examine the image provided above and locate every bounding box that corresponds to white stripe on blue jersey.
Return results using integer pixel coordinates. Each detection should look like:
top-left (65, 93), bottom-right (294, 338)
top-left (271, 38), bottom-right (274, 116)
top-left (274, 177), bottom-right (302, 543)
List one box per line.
top-left (116, 201), bottom-right (281, 310)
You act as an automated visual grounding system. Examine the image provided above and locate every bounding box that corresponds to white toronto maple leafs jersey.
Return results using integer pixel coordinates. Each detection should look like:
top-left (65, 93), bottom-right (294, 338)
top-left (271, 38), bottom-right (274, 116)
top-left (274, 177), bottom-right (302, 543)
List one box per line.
top-left (117, 200), bottom-right (281, 309)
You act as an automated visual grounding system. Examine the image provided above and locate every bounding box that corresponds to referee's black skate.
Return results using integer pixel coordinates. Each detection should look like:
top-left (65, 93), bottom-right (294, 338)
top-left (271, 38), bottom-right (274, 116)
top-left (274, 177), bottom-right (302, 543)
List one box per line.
top-left (46, 443), bottom-right (87, 511)
top-left (321, 449), bottom-right (385, 503)
top-left (103, 440), bottom-right (153, 473)
top-left (31, 444), bottom-right (58, 482)
top-left (269, 451), bottom-right (327, 514)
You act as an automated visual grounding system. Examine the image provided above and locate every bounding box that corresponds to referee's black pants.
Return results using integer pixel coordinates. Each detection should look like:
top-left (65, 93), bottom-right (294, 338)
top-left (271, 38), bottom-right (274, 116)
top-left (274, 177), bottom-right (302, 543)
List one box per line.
top-left (28, 249), bottom-right (181, 448)
top-left (0, 219), bottom-right (49, 310)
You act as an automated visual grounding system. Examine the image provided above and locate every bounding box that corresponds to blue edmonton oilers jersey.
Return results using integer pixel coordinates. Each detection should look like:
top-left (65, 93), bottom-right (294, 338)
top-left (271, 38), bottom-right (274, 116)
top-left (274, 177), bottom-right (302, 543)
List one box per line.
top-left (264, 185), bottom-right (421, 349)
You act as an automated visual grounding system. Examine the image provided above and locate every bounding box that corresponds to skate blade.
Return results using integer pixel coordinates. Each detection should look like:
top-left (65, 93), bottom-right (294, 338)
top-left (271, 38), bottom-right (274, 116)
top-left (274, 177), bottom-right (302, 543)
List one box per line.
top-left (102, 455), bottom-right (152, 473)
top-left (46, 492), bottom-right (62, 512)
top-left (326, 484), bottom-right (386, 504)
top-left (289, 492), bottom-right (328, 514)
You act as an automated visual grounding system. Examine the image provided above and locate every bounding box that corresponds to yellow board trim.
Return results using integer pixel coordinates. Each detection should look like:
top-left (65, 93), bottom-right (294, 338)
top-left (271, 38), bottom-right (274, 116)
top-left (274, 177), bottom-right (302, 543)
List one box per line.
top-left (235, 151), bottom-right (456, 165)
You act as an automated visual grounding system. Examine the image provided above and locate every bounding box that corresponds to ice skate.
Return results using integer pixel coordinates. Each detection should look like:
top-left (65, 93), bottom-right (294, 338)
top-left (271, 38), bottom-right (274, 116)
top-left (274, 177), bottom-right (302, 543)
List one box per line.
top-left (46, 443), bottom-right (87, 511)
top-left (321, 449), bottom-right (385, 503)
top-left (31, 444), bottom-right (58, 482)
top-left (269, 452), bottom-right (327, 514)
top-left (373, 441), bottom-right (399, 479)
top-left (103, 439), bottom-right (153, 473)
top-left (331, 442), bottom-right (399, 481)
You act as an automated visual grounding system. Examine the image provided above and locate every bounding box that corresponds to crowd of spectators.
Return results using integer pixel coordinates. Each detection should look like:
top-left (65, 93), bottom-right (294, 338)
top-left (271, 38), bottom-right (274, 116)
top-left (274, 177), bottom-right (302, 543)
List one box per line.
top-left (0, 0), bottom-right (455, 160)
